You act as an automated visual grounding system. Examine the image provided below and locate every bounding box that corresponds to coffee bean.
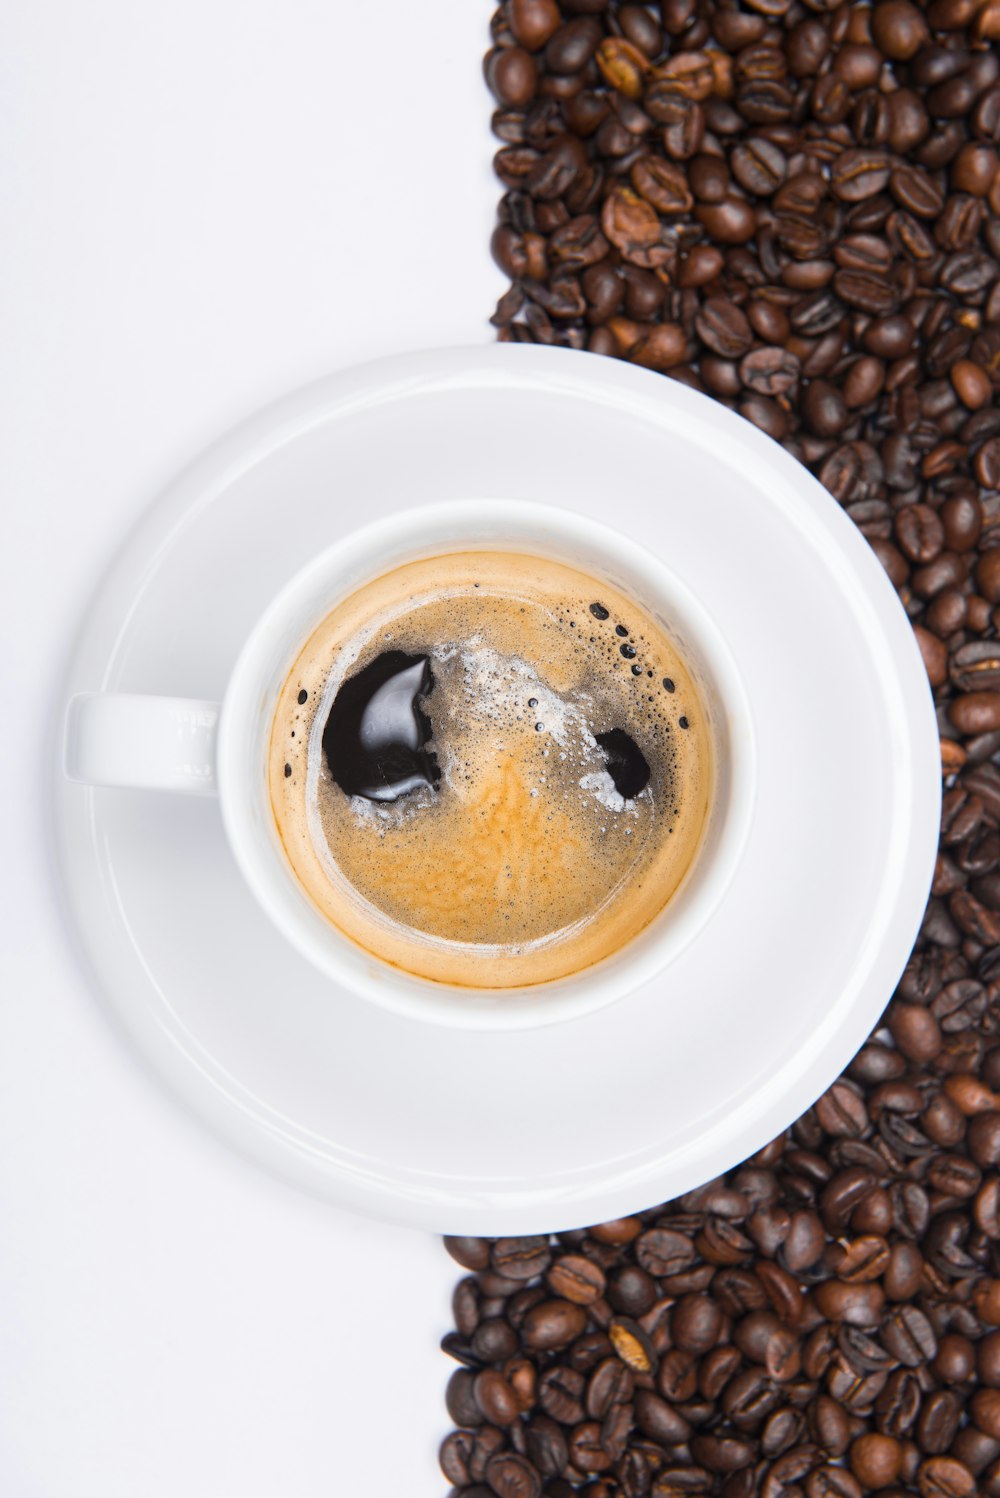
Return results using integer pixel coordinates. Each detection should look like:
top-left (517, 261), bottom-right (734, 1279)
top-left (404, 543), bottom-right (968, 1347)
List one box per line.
top-left (618, 5), bottom-right (662, 57)
top-left (806, 1466), bottom-right (863, 1498)
top-left (604, 1270), bottom-right (652, 1318)
top-left (608, 1316), bottom-right (655, 1373)
top-left (730, 137), bottom-right (786, 195)
top-left (950, 692), bottom-right (1000, 736)
top-left (739, 346), bottom-right (800, 396)
top-left (447, 1236), bottom-right (493, 1271)
top-left (974, 1389), bottom-right (1000, 1440)
top-left (849, 1432), bottom-right (903, 1487)
top-left (635, 1227), bottom-right (695, 1277)
top-left (694, 299), bottom-right (752, 358)
top-left (546, 1255), bottom-right (605, 1306)
top-left (630, 156), bottom-right (692, 215)
top-left (475, 1368), bottom-right (523, 1426)
top-left (694, 196), bottom-right (756, 243)
top-left (485, 1451), bottom-right (543, 1498)
top-left (918, 1389), bottom-right (962, 1453)
top-left (688, 154), bottom-right (728, 205)
top-left (871, 0), bottom-right (929, 60)
top-left (831, 149), bottom-right (891, 202)
top-left (486, 48), bottom-right (539, 108)
top-left (537, 1365), bottom-right (584, 1426)
top-left (802, 380), bottom-right (848, 437)
top-left (567, 1420), bottom-right (613, 1474)
top-left (584, 1356), bottom-right (632, 1420)
top-left (973, 440), bottom-right (1000, 495)
top-left (689, 1433), bottom-right (754, 1474)
top-left (509, 0), bottom-right (561, 52)
top-left (952, 360), bottom-right (993, 410)
top-left (601, 187), bottom-right (672, 269)
top-left (980, 1330), bottom-right (1000, 1387)
top-left (916, 1456), bottom-right (977, 1498)
top-left (493, 1237), bottom-right (552, 1281)
top-left (521, 1300), bottom-right (587, 1352)
top-left (634, 1388), bottom-right (691, 1445)
top-left (544, 18), bottom-right (601, 75)
top-left (889, 999), bottom-right (943, 1060)
top-left (974, 1281), bottom-right (1000, 1327)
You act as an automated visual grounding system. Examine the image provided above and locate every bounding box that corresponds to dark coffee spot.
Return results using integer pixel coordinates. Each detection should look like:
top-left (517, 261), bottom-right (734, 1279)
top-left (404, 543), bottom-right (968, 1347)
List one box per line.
top-left (323, 651), bottom-right (439, 803)
top-left (596, 728), bottom-right (651, 800)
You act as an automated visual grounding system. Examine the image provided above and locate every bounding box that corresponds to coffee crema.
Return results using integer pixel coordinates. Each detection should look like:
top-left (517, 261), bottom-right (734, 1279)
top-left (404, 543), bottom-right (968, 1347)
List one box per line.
top-left (268, 550), bottom-right (712, 988)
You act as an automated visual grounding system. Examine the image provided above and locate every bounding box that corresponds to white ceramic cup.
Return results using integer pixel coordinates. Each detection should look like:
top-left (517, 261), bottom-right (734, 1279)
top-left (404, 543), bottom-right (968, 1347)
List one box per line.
top-left (65, 499), bottom-right (756, 1028)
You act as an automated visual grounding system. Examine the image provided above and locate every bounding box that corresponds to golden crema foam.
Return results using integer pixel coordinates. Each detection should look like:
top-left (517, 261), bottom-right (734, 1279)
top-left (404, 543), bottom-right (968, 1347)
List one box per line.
top-left (268, 551), bottom-right (712, 988)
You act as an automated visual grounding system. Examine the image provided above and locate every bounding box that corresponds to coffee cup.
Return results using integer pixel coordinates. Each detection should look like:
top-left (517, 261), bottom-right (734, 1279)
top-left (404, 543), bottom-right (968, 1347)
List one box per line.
top-left (65, 500), bottom-right (755, 1028)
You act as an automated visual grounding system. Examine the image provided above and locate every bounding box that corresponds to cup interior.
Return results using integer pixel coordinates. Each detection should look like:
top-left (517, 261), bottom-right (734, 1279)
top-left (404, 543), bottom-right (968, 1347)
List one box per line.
top-left (217, 500), bottom-right (756, 1029)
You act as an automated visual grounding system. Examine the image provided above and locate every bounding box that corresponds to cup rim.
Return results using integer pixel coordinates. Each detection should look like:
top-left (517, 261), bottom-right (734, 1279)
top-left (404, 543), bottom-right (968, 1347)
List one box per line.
top-left (216, 498), bottom-right (756, 1029)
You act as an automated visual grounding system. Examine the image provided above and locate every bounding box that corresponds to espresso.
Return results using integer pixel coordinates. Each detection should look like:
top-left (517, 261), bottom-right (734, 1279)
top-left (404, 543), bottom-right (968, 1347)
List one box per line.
top-left (269, 551), bottom-right (712, 988)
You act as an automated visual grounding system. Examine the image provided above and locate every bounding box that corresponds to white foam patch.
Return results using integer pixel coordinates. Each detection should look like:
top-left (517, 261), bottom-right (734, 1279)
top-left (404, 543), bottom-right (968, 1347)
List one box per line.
top-left (347, 784), bottom-right (435, 833)
top-left (579, 770), bottom-right (627, 814)
top-left (432, 642), bottom-right (591, 748)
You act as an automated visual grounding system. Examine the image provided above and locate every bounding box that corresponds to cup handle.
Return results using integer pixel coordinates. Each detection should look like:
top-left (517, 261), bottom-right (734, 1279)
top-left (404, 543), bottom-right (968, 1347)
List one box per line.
top-left (64, 694), bottom-right (221, 795)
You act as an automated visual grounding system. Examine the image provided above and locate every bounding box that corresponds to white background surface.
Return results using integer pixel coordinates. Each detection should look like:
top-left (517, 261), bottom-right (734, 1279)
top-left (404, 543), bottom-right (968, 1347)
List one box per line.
top-left (2, 3), bottom-right (503, 1491)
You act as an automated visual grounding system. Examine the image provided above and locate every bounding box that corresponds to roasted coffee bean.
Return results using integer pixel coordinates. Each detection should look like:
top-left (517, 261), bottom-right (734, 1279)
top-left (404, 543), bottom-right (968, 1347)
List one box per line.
top-left (493, 1237), bottom-right (553, 1281)
top-left (447, 1236), bottom-right (493, 1271)
top-left (535, 1366), bottom-right (583, 1428)
top-left (605, 1264), bottom-right (654, 1317)
top-left (566, 1419), bottom-right (613, 1473)
top-left (689, 1433), bottom-right (755, 1474)
top-left (668, 1293), bottom-right (721, 1354)
top-left (981, 1330), bottom-right (1000, 1386)
top-left (730, 137), bottom-right (786, 195)
top-left (485, 1451), bottom-right (543, 1498)
top-left (694, 299), bottom-right (752, 359)
top-left (918, 1389), bottom-right (962, 1453)
top-left (545, 18), bottom-right (601, 75)
top-left (915, 1456), bottom-right (977, 1498)
top-left (831, 150), bottom-right (890, 202)
top-left (521, 1301), bottom-right (587, 1352)
top-left (849, 1432), bottom-right (904, 1487)
top-left (891, 163), bottom-right (945, 219)
top-left (486, 47), bottom-right (539, 108)
top-left (585, 1357), bottom-right (633, 1420)
top-left (634, 1388), bottom-right (691, 1445)
top-left (509, 0), bottom-right (561, 53)
top-left (871, 0), bottom-right (929, 60)
top-left (814, 1280), bottom-right (885, 1327)
top-left (472, 1320), bottom-right (520, 1364)
top-left (688, 154), bottom-right (729, 204)
top-left (629, 156), bottom-right (692, 215)
top-left (546, 1255), bottom-right (606, 1305)
top-left (694, 196), bottom-right (755, 243)
top-left (934, 1332), bottom-right (976, 1384)
top-left (634, 1227), bottom-right (695, 1277)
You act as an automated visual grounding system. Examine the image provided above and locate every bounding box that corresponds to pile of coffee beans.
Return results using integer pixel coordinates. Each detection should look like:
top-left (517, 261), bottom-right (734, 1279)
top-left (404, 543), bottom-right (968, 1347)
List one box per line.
top-left (438, 1), bottom-right (1000, 1494)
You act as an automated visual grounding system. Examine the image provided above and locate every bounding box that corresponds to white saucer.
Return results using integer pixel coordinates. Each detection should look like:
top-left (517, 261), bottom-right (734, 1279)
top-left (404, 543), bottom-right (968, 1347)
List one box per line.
top-left (54, 345), bottom-right (939, 1234)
